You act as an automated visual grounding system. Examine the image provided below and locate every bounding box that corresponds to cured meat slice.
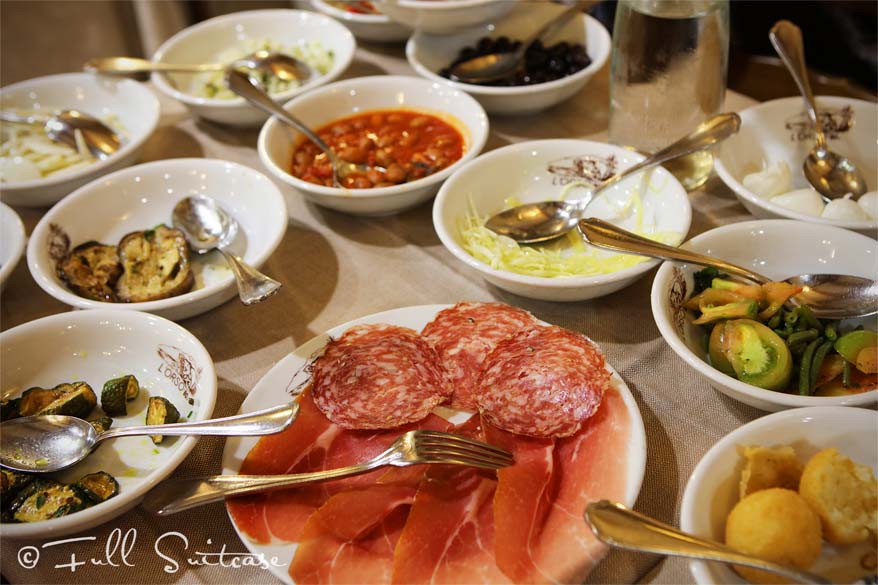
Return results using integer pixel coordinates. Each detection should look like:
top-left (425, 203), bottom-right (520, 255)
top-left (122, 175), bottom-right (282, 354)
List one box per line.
top-left (226, 388), bottom-right (448, 544)
top-left (482, 423), bottom-right (557, 583)
top-left (422, 302), bottom-right (538, 410)
top-left (392, 417), bottom-right (510, 585)
top-left (475, 325), bottom-right (611, 438)
top-left (492, 385), bottom-right (633, 583)
top-left (312, 324), bottom-right (451, 429)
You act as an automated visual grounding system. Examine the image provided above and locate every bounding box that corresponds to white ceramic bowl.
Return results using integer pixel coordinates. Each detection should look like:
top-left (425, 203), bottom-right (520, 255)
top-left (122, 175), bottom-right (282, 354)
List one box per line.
top-left (680, 406), bottom-right (877, 585)
top-left (377, 0), bottom-right (514, 34)
top-left (715, 96), bottom-right (877, 236)
top-left (151, 9), bottom-right (356, 127)
top-left (434, 139), bottom-right (691, 302)
top-left (27, 158), bottom-right (288, 321)
top-left (0, 202), bottom-right (26, 291)
top-left (651, 219), bottom-right (878, 412)
top-left (406, 3), bottom-right (610, 115)
top-left (0, 309), bottom-right (217, 539)
top-left (0, 73), bottom-right (160, 207)
top-left (310, 0), bottom-right (411, 43)
top-left (258, 75), bottom-right (489, 216)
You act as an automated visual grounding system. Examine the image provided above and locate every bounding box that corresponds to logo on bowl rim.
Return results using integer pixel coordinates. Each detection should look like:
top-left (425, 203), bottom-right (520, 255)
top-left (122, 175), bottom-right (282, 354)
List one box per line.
top-left (156, 344), bottom-right (201, 405)
top-left (546, 154), bottom-right (617, 187)
top-left (668, 266), bottom-right (688, 336)
top-left (784, 106), bottom-right (854, 142)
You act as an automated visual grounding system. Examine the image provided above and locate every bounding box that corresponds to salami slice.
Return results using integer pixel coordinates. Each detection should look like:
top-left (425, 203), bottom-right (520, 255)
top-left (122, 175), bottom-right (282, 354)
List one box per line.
top-left (312, 324), bottom-right (451, 429)
top-left (474, 325), bottom-right (610, 438)
top-left (421, 302), bottom-right (539, 410)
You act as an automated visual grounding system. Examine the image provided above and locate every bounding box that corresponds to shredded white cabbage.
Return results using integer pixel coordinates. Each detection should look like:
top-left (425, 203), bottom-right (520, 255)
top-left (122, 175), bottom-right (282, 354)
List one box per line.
top-left (0, 112), bottom-right (123, 183)
top-left (459, 179), bottom-right (681, 279)
top-left (190, 38), bottom-right (335, 100)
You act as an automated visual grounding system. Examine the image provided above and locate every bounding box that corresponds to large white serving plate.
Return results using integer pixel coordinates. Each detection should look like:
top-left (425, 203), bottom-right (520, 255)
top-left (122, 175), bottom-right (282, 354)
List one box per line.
top-left (222, 304), bottom-right (647, 584)
top-left (0, 309), bottom-right (217, 540)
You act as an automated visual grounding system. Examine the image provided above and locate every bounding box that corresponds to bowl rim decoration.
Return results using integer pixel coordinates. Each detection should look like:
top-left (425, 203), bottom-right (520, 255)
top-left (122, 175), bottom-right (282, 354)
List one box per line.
top-left (311, 0), bottom-right (395, 24)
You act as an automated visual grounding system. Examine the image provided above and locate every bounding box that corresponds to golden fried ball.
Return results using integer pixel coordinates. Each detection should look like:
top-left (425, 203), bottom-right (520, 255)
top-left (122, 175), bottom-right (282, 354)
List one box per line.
top-left (725, 488), bottom-right (822, 584)
top-left (739, 444), bottom-right (804, 498)
top-left (799, 448), bottom-right (878, 545)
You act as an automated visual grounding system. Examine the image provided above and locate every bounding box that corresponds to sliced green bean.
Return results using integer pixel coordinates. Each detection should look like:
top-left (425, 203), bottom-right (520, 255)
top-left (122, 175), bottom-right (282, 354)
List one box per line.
top-left (798, 339), bottom-right (821, 396)
top-left (842, 360), bottom-right (852, 387)
top-left (824, 324), bottom-right (837, 341)
top-left (767, 312), bottom-right (783, 329)
top-left (787, 329), bottom-right (819, 346)
top-left (810, 341), bottom-right (834, 392)
top-left (784, 309), bottom-right (800, 326)
top-left (799, 305), bottom-right (822, 331)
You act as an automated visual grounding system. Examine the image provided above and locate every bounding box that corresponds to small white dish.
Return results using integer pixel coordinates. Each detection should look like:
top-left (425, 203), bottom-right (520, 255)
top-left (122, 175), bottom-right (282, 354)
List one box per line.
top-left (258, 75), bottom-right (489, 216)
top-left (151, 9), bottom-right (356, 127)
top-left (310, 0), bottom-right (411, 43)
top-left (406, 3), bottom-right (610, 115)
top-left (0, 202), bottom-right (26, 291)
top-left (433, 139), bottom-right (691, 302)
top-left (714, 96), bottom-right (877, 236)
top-left (377, 0), bottom-right (514, 34)
top-left (0, 309), bottom-right (217, 540)
top-left (0, 73), bottom-right (160, 207)
top-left (651, 219), bottom-right (878, 412)
top-left (27, 158), bottom-right (288, 321)
top-left (680, 406), bottom-right (877, 585)
top-left (221, 304), bottom-right (648, 584)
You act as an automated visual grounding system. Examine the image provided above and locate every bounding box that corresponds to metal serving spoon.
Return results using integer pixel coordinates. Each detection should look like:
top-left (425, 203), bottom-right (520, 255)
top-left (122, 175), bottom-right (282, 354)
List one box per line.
top-left (449, 1), bottom-right (585, 84)
top-left (172, 195), bottom-right (281, 305)
top-left (84, 51), bottom-right (310, 84)
top-left (0, 109), bottom-right (121, 159)
top-left (769, 21), bottom-right (867, 200)
top-left (579, 217), bottom-right (878, 320)
top-left (485, 113), bottom-right (741, 244)
top-left (585, 501), bottom-right (831, 585)
top-left (224, 68), bottom-right (370, 188)
top-left (0, 403), bottom-right (298, 473)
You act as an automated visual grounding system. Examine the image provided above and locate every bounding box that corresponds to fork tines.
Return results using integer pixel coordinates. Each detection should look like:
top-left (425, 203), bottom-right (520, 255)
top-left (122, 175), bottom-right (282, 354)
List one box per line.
top-left (412, 430), bottom-right (514, 469)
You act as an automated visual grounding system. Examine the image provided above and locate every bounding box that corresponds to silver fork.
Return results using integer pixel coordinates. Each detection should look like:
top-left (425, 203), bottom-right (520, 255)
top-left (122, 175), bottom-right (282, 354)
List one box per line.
top-left (141, 430), bottom-right (513, 516)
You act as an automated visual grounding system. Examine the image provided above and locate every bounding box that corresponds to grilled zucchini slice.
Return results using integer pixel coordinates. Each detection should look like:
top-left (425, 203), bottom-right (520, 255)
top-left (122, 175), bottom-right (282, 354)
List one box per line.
top-left (116, 226), bottom-right (194, 303)
top-left (0, 397), bottom-right (21, 421)
top-left (89, 415), bottom-right (113, 434)
top-left (101, 375), bottom-right (139, 416)
top-left (38, 382), bottom-right (97, 418)
top-left (18, 386), bottom-right (66, 417)
top-left (146, 396), bottom-right (180, 444)
top-left (13, 482), bottom-right (88, 523)
top-left (1, 469), bottom-right (34, 502)
top-left (2, 479), bottom-right (48, 522)
top-left (57, 241), bottom-right (122, 302)
top-left (75, 472), bottom-right (119, 504)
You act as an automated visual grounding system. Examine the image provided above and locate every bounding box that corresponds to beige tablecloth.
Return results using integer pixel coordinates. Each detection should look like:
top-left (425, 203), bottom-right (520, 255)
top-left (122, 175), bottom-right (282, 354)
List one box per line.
top-left (0, 39), bottom-right (761, 585)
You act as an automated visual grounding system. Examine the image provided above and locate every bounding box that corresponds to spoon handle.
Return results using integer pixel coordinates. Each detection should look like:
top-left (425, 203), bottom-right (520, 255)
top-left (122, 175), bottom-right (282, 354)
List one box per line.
top-left (585, 501), bottom-right (831, 585)
top-left (0, 110), bottom-right (49, 125)
top-left (217, 247), bottom-right (282, 305)
top-left (97, 402), bottom-right (298, 441)
top-left (769, 21), bottom-right (825, 148)
top-left (578, 218), bottom-right (769, 283)
top-left (84, 56), bottom-right (226, 75)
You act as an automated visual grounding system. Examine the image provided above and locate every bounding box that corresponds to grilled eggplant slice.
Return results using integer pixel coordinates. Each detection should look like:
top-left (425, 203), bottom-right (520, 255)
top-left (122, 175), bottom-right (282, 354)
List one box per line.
top-left (116, 226), bottom-right (194, 303)
top-left (75, 472), bottom-right (119, 504)
top-left (57, 241), bottom-right (122, 302)
top-left (89, 415), bottom-right (113, 434)
top-left (0, 397), bottom-right (21, 421)
top-left (146, 396), bottom-right (180, 444)
top-left (13, 482), bottom-right (88, 523)
top-left (101, 375), bottom-right (139, 416)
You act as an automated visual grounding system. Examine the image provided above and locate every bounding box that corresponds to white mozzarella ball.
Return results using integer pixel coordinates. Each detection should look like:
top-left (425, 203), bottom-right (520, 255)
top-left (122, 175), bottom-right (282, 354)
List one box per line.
top-left (856, 191), bottom-right (878, 219)
top-left (771, 188), bottom-right (825, 216)
top-left (742, 161), bottom-right (793, 198)
top-left (822, 196), bottom-right (870, 221)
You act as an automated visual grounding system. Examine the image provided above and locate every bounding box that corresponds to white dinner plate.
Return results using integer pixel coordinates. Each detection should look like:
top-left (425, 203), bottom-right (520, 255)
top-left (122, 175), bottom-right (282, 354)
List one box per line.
top-left (222, 304), bottom-right (647, 584)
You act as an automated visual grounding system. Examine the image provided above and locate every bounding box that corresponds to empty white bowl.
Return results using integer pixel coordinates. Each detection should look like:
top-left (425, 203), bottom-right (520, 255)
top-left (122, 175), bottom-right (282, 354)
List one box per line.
top-left (715, 96), bottom-right (877, 235)
top-left (27, 158), bottom-right (288, 321)
top-left (0, 309), bottom-right (217, 539)
top-left (406, 3), bottom-right (610, 115)
top-left (651, 219), bottom-right (878, 411)
top-left (680, 406), bottom-right (877, 585)
top-left (0, 73), bottom-right (160, 207)
top-left (433, 139), bottom-right (691, 302)
top-left (0, 202), bottom-right (26, 291)
top-left (377, 0), bottom-right (514, 34)
top-left (151, 9), bottom-right (356, 127)
top-left (258, 75), bottom-right (489, 216)
top-left (310, 0), bottom-right (411, 43)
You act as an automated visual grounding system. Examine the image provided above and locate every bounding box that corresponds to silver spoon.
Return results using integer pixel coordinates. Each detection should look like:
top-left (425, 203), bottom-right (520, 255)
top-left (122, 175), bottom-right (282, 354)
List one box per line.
top-left (224, 68), bottom-right (369, 188)
top-left (84, 51), bottom-right (310, 84)
top-left (579, 217), bottom-right (878, 320)
top-left (0, 109), bottom-right (121, 159)
top-left (172, 195), bottom-right (281, 305)
top-left (585, 500), bottom-right (830, 585)
top-left (769, 21), bottom-right (867, 200)
top-left (485, 113), bottom-right (741, 244)
top-left (449, 1), bottom-right (585, 84)
top-left (0, 403), bottom-right (298, 474)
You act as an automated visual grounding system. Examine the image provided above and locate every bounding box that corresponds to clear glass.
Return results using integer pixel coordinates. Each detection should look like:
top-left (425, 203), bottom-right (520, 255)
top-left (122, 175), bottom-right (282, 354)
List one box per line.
top-left (608, 0), bottom-right (730, 190)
